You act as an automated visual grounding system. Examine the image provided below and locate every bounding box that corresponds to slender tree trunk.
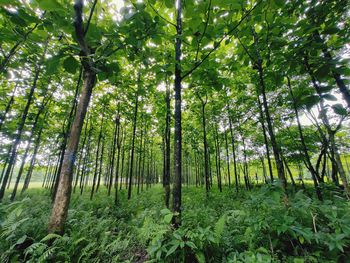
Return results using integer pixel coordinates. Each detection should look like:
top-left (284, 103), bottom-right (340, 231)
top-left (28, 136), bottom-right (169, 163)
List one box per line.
top-left (172, 0), bottom-right (182, 228)
top-left (214, 125), bottom-right (222, 192)
top-left (128, 87), bottom-right (139, 200)
top-left (21, 124), bottom-right (44, 193)
top-left (0, 84), bottom-right (17, 131)
top-left (224, 130), bottom-right (231, 187)
top-left (96, 133), bottom-right (104, 192)
top-left (0, 40), bottom-right (48, 201)
top-left (329, 133), bottom-right (350, 199)
top-left (120, 127), bottom-right (126, 191)
top-left (137, 128), bottom-right (143, 194)
top-left (74, 116), bottom-right (89, 192)
top-left (11, 102), bottom-right (46, 200)
top-left (164, 82), bottom-right (171, 208)
top-left (287, 76), bottom-right (322, 200)
top-left (91, 112), bottom-right (104, 200)
top-left (228, 118), bottom-right (239, 191)
top-left (198, 96), bottom-right (210, 194)
top-left (42, 157), bottom-right (52, 188)
top-left (251, 29), bottom-right (285, 187)
top-left (256, 95), bottom-right (274, 182)
top-left (282, 156), bottom-right (296, 189)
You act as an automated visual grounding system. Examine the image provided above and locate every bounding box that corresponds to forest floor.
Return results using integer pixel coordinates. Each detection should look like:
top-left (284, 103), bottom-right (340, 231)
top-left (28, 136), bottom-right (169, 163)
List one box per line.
top-left (1, 183), bottom-right (350, 262)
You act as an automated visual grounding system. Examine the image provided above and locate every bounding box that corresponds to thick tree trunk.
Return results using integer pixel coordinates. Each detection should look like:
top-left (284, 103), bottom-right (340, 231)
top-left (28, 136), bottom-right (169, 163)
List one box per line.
top-left (52, 69), bottom-right (81, 200)
top-left (48, 67), bottom-right (95, 233)
top-left (48, 0), bottom-right (97, 232)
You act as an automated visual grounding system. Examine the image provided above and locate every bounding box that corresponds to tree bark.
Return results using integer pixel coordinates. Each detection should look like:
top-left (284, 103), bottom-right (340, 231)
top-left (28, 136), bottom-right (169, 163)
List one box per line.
top-left (127, 87), bottom-right (139, 200)
top-left (172, 0), bottom-right (182, 228)
top-left (91, 111), bottom-right (104, 200)
top-left (48, 0), bottom-right (97, 234)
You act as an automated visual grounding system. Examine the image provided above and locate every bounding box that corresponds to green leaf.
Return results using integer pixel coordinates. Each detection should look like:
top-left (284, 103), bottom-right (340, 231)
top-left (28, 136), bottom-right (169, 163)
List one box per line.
top-left (195, 251), bottom-right (206, 263)
top-left (314, 64), bottom-right (330, 79)
top-left (165, 0), bottom-right (173, 9)
top-left (35, 0), bottom-right (63, 11)
top-left (63, 56), bottom-right (80, 74)
top-left (166, 243), bottom-right (179, 257)
top-left (332, 104), bottom-right (348, 116)
top-left (164, 213), bottom-right (173, 224)
top-left (46, 55), bottom-right (62, 74)
top-left (322, 94), bottom-right (337, 101)
top-left (185, 241), bottom-right (197, 249)
top-left (273, 0), bottom-right (285, 8)
top-left (40, 233), bottom-right (61, 242)
top-left (214, 213), bottom-right (227, 241)
top-left (0, 0), bottom-right (17, 6)
top-left (15, 235), bottom-right (27, 245)
top-left (160, 208), bottom-right (171, 215)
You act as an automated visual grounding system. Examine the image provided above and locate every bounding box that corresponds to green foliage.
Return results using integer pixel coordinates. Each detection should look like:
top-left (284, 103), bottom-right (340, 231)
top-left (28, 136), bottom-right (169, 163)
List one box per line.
top-left (1, 186), bottom-right (350, 262)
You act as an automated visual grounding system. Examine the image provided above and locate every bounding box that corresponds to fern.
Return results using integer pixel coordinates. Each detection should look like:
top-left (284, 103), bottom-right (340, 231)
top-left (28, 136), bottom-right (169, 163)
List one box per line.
top-left (214, 213), bottom-right (227, 244)
top-left (38, 246), bottom-right (57, 263)
top-left (40, 233), bottom-right (62, 242)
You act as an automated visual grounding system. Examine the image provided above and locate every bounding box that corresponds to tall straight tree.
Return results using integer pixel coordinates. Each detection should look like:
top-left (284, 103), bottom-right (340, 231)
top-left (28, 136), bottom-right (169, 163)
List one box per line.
top-left (0, 39), bottom-right (48, 201)
top-left (48, 0), bottom-right (97, 234)
top-left (172, 0), bottom-right (182, 228)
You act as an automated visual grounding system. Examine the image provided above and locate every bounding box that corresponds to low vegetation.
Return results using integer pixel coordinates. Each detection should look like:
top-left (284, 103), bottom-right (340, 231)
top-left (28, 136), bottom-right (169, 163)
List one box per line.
top-left (1, 184), bottom-right (350, 262)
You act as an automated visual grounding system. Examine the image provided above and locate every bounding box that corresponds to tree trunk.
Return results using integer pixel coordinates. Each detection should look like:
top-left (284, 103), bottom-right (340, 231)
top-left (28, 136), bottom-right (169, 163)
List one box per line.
top-left (224, 130), bottom-right (231, 187)
top-left (0, 84), bottom-right (17, 131)
top-left (199, 96), bottom-right (210, 194)
top-left (256, 94), bottom-right (274, 182)
top-left (229, 118), bottom-right (239, 191)
top-left (172, 0), bottom-right (182, 228)
top-left (48, 0), bottom-right (97, 232)
top-left (287, 76), bottom-right (322, 200)
top-left (0, 40), bottom-right (47, 201)
top-left (164, 81), bottom-right (171, 208)
top-left (127, 87), bottom-right (139, 200)
top-left (11, 102), bottom-right (46, 200)
top-left (91, 111), bottom-right (104, 200)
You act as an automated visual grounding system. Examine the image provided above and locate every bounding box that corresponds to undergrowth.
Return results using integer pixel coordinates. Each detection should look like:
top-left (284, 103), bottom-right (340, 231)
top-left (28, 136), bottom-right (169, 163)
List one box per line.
top-left (0, 184), bottom-right (350, 262)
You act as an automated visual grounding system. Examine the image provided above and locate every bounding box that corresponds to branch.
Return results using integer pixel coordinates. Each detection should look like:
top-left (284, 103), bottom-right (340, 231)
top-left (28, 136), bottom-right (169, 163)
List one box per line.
top-left (195, 0), bottom-right (211, 61)
top-left (181, 0), bottom-right (262, 80)
top-left (237, 36), bottom-right (256, 63)
top-left (74, 0), bottom-right (94, 69)
top-left (84, 0), bottom-right (98, 36)
top-left (147, 1), bottom-right (176, 28)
